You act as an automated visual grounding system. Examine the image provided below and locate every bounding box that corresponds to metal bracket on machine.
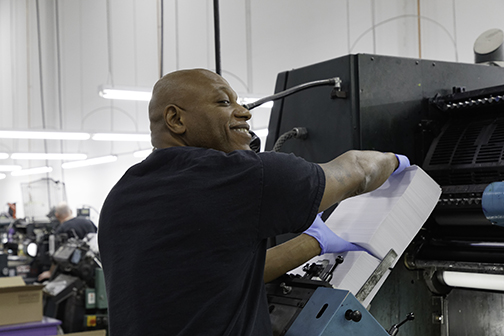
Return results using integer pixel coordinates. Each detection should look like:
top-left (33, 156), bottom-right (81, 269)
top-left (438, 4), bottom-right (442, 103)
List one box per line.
top-left (330, 77), bottom-right (347, 99)
top-left (355, 249), bottom-right (398, 303)
top-left (430, 84), bottom-right (504, 112)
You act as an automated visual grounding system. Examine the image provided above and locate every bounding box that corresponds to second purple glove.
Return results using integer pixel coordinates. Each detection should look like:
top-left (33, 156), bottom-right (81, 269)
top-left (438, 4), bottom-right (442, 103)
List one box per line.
top-left (303, 213), bottom-right (367, 255)
top-left (391, 154), bottom-right (410, 176)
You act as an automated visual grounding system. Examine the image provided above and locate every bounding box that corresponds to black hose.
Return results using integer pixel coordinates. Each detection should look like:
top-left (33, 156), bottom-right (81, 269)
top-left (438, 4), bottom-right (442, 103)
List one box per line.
top-left (213, 0), bottom-right (221, 75)
top-left (160, 0), bottom-right (164, 78)
top-left (272, 127), bottom-right (308, 152)
top-left (243, 78), bottom-right (339, 110)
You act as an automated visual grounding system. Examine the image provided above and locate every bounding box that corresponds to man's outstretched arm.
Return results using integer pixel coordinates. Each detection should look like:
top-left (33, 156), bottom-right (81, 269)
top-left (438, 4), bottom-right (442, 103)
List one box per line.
top-left (264, 150), bottom-right (407, 283)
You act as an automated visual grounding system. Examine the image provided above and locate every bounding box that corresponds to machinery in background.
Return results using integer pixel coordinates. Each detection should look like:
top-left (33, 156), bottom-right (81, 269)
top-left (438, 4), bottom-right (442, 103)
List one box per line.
top-left (42, 233), bottom-right (108, 333)
top-left (77, 207), bottom-right (91, 218)
top-left (1, 178), bottom-right (67, 281)
top-left (1, 199), bottom-right (106, 333)
top-left (0, 212), bottom-right (57, 281)
top-left (1, 178), bottom-right (105, 333)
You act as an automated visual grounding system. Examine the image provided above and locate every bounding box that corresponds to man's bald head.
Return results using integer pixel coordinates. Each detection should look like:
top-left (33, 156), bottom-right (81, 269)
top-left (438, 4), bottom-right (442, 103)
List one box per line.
top-left (149, 69), bottom-right (227, 149)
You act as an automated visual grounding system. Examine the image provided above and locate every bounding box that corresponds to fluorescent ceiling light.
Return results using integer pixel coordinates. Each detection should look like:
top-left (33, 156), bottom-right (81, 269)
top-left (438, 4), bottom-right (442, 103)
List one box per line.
top-left (11, 166), bottom-right (53, 176)
top-left (11, 153), bottom-right (87, 160)
top-left (62, 155), bottom-right (117, 169)
top-left (0, 165), bottom-right (22, 172)
top-left (133, 149), bottom-right (152, 158)
top-left (442, 271), bottom-right (504, 292)
top-left (0, 173), bottom-right (5, 180)
top-left (99, 86), bottom-right (152, 101)
top-left (0, 153), bottom-right (8, 159)
top-left (92, 133), bottom-right (150, 142)
top-left (0, 130), bottom-right (90, 140)
top-left (239, 97), bottom-right (274, 109)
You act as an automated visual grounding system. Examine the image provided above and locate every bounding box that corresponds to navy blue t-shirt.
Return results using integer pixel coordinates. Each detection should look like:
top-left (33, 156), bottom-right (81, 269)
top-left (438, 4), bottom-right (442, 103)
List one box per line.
top-left (98, 147), bottom-right (325, 336)
top-left (55, 216), bottom-right (96, 239)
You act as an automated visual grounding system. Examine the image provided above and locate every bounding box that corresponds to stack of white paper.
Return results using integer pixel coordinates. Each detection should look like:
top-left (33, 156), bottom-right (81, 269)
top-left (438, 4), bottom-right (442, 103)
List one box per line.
top-left (290, 165), bottom-right (441, 307)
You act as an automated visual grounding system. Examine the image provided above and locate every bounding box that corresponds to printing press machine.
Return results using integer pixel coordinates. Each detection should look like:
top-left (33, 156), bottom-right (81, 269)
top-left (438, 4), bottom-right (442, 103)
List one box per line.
top-left (262, 54), bottom-right (504, 336)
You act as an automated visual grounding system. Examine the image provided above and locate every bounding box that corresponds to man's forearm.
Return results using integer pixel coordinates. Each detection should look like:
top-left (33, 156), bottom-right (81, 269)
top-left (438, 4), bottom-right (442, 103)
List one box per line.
top-left (264, 233), bottom-right (321, 283)
top-left (318, 151), bottom-right (398, 211)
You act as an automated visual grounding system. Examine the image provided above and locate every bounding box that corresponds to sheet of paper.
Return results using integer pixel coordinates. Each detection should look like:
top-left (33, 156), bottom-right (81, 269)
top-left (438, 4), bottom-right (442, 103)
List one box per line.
top-left (290, 165), bottom-right (441, 306)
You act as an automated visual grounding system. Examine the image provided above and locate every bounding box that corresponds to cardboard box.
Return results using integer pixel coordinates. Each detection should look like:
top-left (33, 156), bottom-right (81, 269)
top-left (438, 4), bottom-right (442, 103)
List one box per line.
top-left (0, 276), bottom-right (44, 326)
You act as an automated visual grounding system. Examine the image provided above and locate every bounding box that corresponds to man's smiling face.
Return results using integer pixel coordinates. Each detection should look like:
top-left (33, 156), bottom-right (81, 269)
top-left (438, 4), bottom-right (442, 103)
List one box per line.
top-left (177, 70), bottom-right (253, 153)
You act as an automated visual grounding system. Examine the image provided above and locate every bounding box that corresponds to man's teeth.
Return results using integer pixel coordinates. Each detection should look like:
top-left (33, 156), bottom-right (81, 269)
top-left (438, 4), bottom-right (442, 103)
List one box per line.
top-left (234, 128), bottom-right (249, 134)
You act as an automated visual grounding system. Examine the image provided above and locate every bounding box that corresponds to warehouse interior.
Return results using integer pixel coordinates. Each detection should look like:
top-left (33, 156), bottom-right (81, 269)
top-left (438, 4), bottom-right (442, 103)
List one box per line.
top-left (1, 0), bottom-right (504, 335)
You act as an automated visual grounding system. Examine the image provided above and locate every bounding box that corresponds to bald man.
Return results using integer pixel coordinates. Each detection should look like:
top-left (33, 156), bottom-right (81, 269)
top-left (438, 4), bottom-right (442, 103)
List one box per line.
top-left (98, 69), bottom-right (402, 336)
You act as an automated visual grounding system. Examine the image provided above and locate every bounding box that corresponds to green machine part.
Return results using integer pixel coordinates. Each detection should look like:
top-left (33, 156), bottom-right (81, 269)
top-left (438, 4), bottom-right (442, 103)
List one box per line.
top-left (95, 268), bottom-right (108, 309)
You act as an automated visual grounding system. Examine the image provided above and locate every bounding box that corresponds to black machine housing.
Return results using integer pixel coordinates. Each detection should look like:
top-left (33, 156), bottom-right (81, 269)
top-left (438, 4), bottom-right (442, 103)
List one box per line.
top-left (265, 54), bottom-right (504, 336)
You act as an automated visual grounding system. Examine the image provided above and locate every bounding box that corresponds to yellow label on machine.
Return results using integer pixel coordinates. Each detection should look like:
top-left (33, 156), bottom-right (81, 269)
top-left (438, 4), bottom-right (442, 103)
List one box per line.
top-left (87, 315), bottom-right (97, 327)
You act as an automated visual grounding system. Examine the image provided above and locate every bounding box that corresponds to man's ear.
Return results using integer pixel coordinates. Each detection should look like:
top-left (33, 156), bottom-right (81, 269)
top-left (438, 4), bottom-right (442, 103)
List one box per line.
top-left (164, 105), bottom-right (186, 134)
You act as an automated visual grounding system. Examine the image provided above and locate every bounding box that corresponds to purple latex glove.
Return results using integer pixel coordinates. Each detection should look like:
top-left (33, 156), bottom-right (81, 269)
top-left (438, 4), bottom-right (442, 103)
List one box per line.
top-left (303, 213), bottom-right (367, 255)
top-left (391, 154), bottom-right (410, 176)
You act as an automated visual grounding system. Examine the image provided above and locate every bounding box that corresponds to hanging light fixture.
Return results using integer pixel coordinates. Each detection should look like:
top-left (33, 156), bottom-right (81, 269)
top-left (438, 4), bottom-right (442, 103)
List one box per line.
top-left (92, 133), bottom-right (150, 142)
top-left (98, 86), bottom-right (152, 101)
top-left (10, 153), bottom-right (87, 160)
top-left (11, 166), bottom-right (53, 176)
top-left (0, 130), bottom-right (90, 140)
top-left (62, 155), bottom-right (118, 169)
top-left (0, 165), bottom-right (22, 172)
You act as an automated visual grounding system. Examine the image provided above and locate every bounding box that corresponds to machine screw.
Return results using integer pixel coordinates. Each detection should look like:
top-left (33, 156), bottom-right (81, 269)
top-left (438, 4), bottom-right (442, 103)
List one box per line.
top-left (345, 309), bottom-right (362, 322)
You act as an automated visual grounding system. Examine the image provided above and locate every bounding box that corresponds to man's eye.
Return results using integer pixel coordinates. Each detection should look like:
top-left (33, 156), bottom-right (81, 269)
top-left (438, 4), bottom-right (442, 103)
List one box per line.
top-left (219, 100), bottom-right (230, 105)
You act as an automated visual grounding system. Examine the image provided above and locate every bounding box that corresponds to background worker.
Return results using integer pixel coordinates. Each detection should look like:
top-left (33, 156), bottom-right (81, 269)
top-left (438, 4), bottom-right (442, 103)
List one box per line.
top-left (38, 202), bottom-right (97, 282)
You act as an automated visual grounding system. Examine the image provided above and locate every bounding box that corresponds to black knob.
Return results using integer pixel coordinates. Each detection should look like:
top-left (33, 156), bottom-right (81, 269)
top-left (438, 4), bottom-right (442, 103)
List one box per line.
top-left (345, 309), bottom-right (362, 322)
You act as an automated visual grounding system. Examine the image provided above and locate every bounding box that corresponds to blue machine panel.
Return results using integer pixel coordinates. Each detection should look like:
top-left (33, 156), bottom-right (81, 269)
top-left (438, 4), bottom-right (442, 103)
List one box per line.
top-left (285, 287), bottom-right (389, 336)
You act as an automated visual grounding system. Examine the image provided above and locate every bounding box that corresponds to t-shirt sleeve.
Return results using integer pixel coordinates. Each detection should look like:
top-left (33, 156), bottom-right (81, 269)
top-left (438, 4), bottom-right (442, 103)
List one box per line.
top-left (256, 151), bottom-right (325, 239)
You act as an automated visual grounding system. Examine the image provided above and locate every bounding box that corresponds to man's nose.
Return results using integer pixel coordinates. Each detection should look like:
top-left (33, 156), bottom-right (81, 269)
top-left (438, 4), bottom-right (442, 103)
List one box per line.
top-left (235, 105), bottom-right (252, 120)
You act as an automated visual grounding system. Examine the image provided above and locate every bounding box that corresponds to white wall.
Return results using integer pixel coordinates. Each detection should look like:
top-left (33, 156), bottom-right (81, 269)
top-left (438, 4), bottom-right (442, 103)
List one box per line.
top-left (1, 0), bottom-right (504, 222)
